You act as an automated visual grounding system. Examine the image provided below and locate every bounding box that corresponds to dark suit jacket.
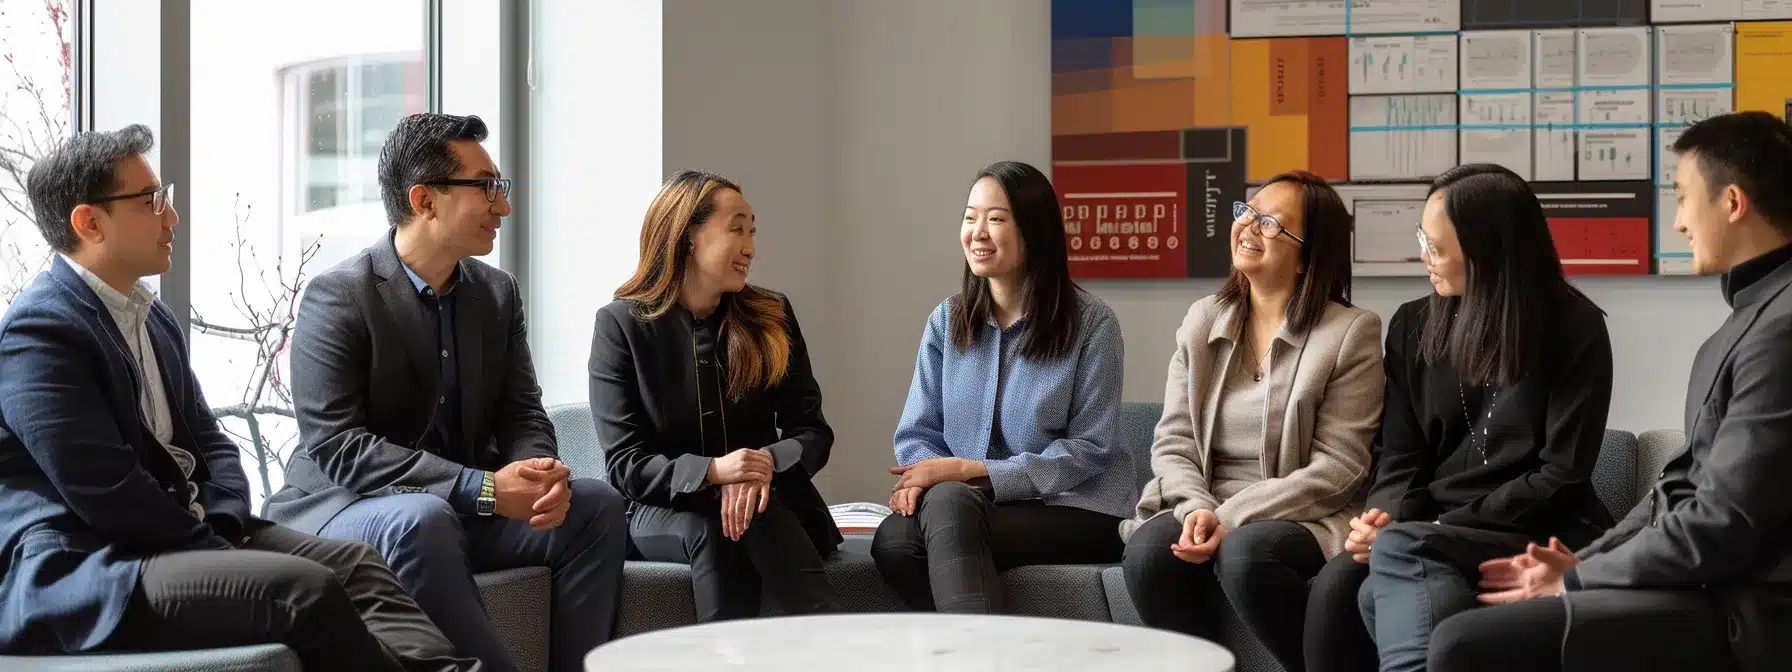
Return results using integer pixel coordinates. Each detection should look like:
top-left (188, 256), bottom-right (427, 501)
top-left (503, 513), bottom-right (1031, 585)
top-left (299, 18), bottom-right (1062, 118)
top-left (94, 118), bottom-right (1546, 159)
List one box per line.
top-left (588, 294), bottom-right (841, 553)
top-left (1565, 246), bottom-right (1792, 672)
top-left (0, 257), bottom-right (253, 653)
top-left (264, 232), bottom-right (555, 534)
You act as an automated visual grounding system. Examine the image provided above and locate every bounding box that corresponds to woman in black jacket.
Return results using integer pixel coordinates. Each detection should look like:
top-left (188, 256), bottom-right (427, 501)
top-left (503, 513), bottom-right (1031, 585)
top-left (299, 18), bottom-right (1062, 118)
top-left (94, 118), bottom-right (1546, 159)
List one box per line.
top-left (587, 170), bottom-right (843, 621)
top-left (1309, 164), bottom-right (1616, 672)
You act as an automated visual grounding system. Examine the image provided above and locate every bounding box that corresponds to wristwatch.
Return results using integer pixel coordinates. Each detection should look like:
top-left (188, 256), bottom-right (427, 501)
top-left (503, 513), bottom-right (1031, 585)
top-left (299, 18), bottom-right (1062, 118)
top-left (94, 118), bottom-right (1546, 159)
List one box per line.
top-left (476, 471), bottom-right (497, 516)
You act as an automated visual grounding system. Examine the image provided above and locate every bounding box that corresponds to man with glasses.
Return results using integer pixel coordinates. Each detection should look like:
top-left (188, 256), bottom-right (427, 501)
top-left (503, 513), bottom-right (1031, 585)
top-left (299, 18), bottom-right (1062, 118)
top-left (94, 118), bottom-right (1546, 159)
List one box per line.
top-left (264, 113), bottom-right (628, 672)
top-left (0, 124), bottom-right (477, 670)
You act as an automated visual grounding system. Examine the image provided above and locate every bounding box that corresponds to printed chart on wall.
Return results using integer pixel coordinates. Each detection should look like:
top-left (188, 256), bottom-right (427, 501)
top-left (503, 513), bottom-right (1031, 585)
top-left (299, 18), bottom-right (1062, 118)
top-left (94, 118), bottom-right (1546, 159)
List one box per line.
top-left (1049, 0), bottom-right (1792, 278)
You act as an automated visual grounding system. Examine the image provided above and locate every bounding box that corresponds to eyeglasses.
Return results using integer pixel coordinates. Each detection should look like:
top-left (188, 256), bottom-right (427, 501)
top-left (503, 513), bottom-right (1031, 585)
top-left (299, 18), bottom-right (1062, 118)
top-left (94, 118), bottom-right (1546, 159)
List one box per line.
top-left (1232, 201), bottom-right (1305, 245)
top-left (89, 183), bottom-right (176, 215)
top-left (425, 177), bottom-right (513, 203)
top-left (1416, 227), bottom-right (1440, 258)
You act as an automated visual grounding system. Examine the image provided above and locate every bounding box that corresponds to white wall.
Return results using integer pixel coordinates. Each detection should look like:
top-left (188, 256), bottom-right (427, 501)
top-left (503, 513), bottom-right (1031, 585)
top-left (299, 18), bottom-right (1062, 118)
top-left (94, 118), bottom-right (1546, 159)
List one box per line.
top-left (530, 0), bottom-right (662, 405)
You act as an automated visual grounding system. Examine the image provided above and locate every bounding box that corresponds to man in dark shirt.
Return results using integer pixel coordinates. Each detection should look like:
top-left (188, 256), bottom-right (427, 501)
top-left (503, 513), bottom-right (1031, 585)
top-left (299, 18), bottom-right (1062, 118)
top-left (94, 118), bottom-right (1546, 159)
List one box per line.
top-left (1429, 111), bottom-right (1792, 672)
top-left (264, 113), bottom-right (627, 672)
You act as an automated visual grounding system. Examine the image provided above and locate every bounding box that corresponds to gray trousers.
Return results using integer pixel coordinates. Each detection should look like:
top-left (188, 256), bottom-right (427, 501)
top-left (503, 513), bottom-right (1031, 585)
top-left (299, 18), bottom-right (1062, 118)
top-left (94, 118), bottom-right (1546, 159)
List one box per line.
top-left (869, 481), bottom-right (1123, 613)
top-left (106, 519), bottom-right (477, 672)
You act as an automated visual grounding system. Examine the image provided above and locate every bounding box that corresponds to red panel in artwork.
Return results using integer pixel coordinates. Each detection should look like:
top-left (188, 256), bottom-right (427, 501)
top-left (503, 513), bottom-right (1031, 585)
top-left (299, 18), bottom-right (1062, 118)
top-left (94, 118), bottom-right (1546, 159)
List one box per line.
top-left (1548, 217), bottom-right (1651, 276)
top-left (1054, 162), bottom-right (1189, 279)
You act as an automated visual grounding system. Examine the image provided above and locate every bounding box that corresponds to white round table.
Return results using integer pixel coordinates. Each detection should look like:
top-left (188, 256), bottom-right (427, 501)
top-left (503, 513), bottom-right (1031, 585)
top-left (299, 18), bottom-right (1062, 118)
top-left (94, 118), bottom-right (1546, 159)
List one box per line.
top-left (583, 613), bottom-right (1234, 671)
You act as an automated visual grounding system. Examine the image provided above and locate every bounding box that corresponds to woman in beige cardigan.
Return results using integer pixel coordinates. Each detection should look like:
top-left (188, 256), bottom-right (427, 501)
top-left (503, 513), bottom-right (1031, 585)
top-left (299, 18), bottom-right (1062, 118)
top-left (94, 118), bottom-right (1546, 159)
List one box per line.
top-left (1120, 170), bottom-right (1384, 672)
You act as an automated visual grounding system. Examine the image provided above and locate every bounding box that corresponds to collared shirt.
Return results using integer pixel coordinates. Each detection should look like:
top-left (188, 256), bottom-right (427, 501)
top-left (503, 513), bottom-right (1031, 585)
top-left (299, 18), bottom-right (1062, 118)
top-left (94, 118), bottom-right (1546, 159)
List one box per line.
top-left (400, 261), bottom-right (484, 512)
top-left (892, 290), bottom-right (1134, 519)
top-left (61, 255), bottom-right (204, 519)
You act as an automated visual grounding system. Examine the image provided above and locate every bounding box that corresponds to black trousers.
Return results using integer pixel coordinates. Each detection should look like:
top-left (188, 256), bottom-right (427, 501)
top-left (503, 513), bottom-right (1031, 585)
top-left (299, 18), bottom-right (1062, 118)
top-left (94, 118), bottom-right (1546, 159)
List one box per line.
top-left (105, 520), bottom-right (476, 672)
top-left (869, 481), bottom-right (1123, 613)
top-left (1123, 516), bottom-right (1375, 672)
top-left (628, 496), bottom-right (844, 622)
top-left (1429, 590), bottom-right (1739, 672)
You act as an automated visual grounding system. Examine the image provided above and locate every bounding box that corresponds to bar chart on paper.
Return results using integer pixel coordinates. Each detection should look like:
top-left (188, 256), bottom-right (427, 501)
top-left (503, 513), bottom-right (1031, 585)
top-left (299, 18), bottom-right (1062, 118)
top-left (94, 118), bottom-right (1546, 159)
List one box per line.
top-left (1351, 94), bottom-right (1458, 180)
top-left (1350, 35), bottom-right (1460, 93)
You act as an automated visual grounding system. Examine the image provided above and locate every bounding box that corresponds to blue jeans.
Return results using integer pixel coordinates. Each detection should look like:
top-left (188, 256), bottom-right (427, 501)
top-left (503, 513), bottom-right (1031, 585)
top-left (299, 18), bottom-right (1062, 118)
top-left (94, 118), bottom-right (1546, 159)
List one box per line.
top-left (1357, 522), bottom-right (1531, 672)
top-left (319, 478), bottom-right (628, 672)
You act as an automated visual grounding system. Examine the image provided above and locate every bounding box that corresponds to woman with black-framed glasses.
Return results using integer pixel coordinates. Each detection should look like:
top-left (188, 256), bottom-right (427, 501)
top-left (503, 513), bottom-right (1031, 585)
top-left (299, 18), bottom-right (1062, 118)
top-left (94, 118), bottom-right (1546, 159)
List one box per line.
top-left (1121, 170), bottom-right (1385, 672)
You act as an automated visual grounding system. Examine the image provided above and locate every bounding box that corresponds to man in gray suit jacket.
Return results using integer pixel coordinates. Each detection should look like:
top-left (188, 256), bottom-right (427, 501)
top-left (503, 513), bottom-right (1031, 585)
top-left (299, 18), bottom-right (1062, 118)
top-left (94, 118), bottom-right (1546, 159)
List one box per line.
top-left (1425, 111), bottom-right (1792, 672)
top-left (264, 113), bottom-right (627, 672)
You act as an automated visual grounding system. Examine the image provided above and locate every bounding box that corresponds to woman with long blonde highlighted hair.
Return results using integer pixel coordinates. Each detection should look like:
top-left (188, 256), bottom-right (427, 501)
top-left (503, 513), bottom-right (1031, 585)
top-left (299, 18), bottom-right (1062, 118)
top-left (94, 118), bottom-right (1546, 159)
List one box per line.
top-left (589, 170), bottom-right (843, 621)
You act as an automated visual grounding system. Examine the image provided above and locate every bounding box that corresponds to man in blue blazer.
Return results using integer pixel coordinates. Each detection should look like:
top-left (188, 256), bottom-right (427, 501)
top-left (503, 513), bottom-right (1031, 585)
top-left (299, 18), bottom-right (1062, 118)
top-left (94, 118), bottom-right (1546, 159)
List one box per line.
top-left (0, 125), bottom-right (476, 671)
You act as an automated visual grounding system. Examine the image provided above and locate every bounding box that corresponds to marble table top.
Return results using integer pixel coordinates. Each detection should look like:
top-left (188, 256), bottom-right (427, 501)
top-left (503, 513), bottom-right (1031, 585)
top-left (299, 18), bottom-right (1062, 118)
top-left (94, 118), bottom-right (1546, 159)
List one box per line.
top-left (584, 613), bottom-right (1234, 671)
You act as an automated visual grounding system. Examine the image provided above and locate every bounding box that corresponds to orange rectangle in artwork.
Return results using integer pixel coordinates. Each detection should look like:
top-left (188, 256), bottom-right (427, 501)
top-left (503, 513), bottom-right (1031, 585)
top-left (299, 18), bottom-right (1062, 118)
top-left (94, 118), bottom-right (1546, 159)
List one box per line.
top-left (1053, 89), bottom-right (1115, 137)
top-left (1110, 79), bottom-right (1197, 133)
top-left (1307, 38), bottom-right (1348, 180)
top-left (1193, 34), bottom-right (1231, 127)
top-left (1231, 37), bottom-right (1347, 181)
top-left (1267, 39), bottom-right (1311, 117)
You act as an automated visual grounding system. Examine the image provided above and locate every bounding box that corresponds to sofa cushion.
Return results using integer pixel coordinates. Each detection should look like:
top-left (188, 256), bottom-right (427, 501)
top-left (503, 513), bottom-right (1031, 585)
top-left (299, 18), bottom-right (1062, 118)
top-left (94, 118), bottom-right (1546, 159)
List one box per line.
top-left (0, 645), bottom-right (300, 672)
top-left (476, 566), bottom-right (551, 672)
top-left (1592, 429), bottom-right (1640, 520)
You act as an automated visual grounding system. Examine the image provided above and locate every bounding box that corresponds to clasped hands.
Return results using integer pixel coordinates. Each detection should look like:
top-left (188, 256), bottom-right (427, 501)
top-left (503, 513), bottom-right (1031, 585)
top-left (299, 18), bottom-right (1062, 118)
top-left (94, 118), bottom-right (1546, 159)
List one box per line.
top-left (1342, 505), bottom-right (1577, 603)
top-left (886, 457), bottom-right (987, 516)
top-left (1171, 509), bottom-right (1229, 563)
top-left (707, 447), bottom-right (776, 542)
top-left (492, 457), bottom-right (573, 531)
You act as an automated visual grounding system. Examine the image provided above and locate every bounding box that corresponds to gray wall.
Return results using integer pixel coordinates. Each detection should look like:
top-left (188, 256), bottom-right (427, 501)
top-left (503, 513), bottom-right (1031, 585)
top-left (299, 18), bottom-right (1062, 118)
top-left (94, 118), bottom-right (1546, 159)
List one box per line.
top-left (618, 0), bottom-right (1728, 505)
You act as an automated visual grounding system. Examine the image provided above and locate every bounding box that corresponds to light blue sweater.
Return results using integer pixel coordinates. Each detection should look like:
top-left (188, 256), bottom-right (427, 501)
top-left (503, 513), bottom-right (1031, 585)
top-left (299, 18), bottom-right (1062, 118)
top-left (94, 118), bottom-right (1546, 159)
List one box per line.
top-left (892, 291), bottom-right (1134, 519)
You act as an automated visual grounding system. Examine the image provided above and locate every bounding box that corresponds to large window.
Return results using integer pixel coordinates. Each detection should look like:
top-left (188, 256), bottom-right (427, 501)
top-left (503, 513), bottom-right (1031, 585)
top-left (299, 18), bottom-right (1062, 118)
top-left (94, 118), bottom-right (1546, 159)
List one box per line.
top-left (191, 0), bottom-right (427, 501)
top-left (0, 0), bottom-right (74, 313)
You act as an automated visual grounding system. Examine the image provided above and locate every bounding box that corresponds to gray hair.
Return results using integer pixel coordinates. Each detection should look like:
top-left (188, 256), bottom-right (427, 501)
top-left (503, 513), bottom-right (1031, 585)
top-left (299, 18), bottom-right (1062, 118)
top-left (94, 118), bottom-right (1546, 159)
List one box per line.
top-left (25, 124), bottom-right (156, 253)
top-left (378, 113), bottom-right (489, 227)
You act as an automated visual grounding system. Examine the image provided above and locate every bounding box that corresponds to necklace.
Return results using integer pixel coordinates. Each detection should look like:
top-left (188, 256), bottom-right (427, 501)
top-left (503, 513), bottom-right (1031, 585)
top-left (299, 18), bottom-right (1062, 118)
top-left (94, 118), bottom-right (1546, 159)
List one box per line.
top-left (1457, 381), bottom-right (1498, 465)
top-left (1241, 334), bottom-right (1273, 382)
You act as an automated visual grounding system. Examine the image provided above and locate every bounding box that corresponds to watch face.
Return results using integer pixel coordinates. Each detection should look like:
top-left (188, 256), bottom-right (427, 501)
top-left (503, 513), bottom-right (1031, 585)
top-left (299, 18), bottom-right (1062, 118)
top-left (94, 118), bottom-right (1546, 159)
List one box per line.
top-left (477, 499), bottom-right (495, 515)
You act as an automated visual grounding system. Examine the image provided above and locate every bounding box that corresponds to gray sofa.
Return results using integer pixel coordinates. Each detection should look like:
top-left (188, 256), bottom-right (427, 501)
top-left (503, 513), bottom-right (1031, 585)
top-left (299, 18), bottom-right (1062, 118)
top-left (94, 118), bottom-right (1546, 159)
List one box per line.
top-left (551, 402), bottom-right (1667, 672)
top-left (0, 403), bottom-right (1681, 672)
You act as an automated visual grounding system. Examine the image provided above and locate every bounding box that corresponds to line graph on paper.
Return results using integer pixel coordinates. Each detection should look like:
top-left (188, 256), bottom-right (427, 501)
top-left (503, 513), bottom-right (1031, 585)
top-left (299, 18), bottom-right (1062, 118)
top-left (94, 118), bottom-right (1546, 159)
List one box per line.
top-left (1461, 93), bottom-right (1533, 179)
top-left (1350, 94), bottom-right (1458, 180)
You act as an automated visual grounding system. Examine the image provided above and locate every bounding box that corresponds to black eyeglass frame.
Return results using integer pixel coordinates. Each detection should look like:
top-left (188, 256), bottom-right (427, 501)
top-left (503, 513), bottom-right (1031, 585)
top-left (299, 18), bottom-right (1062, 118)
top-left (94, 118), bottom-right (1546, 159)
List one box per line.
top-left (424, 177), bottom-right (514, 203)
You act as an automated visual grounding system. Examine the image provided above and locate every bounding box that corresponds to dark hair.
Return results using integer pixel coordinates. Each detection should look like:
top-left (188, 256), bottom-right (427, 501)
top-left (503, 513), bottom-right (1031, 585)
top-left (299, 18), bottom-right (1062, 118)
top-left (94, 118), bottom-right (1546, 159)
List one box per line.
top-left (1419, 163), bottom-right (1595, 387)
top-left (949, 160), bottom-right (1081, 361)
top-left (24, 124), bottom-right (156, 253)
top-left (377, 112), bottom-right (489, 227)
top-left (1214, 170), bottom-right (1354, 334)
top-left (616, 170), bottom-right (790, 397)
top-left (1671, 111), bottom-right (1792, 235)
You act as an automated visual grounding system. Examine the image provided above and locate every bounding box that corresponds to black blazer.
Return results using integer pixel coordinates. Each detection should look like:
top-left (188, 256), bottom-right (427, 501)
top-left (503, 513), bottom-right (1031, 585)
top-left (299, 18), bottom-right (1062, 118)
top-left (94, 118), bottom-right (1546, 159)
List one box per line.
top-left (587, 293), bottom-right (841, 554)
top-left (264, 232), bottom-right (556, 534)
top-left (1566, 245), bottom-right (1792, 672)
top-left (1368, 293), bottom-right (1615, 547)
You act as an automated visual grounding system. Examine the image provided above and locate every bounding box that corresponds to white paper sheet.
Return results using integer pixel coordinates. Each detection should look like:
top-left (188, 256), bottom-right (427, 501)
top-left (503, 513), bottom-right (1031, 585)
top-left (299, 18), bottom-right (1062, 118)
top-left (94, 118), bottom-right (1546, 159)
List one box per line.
top-left (1461, 93), bottom-right (1534, 179)
top-left (1578, 27), bottom-right (1653, 87)
top-left (1231, 0), bottom-right (1460, 38)
top-left (1578, 129), bottom-right (1651, 180)
top-left (1349, 94), bottom-right (1459, 180)
top-left (1534, 91), bottom-right (1579, 181)
top-left (1657, 23), bottom-right (1735, 85)
top-left (1351, 34), bottom-right (1460, 93)
top-left (1460, 30), bottom-right (1532, 90)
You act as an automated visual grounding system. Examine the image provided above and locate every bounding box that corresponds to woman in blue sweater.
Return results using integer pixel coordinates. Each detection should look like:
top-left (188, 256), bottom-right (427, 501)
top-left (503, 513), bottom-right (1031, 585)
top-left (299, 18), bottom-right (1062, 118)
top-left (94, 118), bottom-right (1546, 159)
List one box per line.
top-left (869, 160), bottom-right (1132, 613)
